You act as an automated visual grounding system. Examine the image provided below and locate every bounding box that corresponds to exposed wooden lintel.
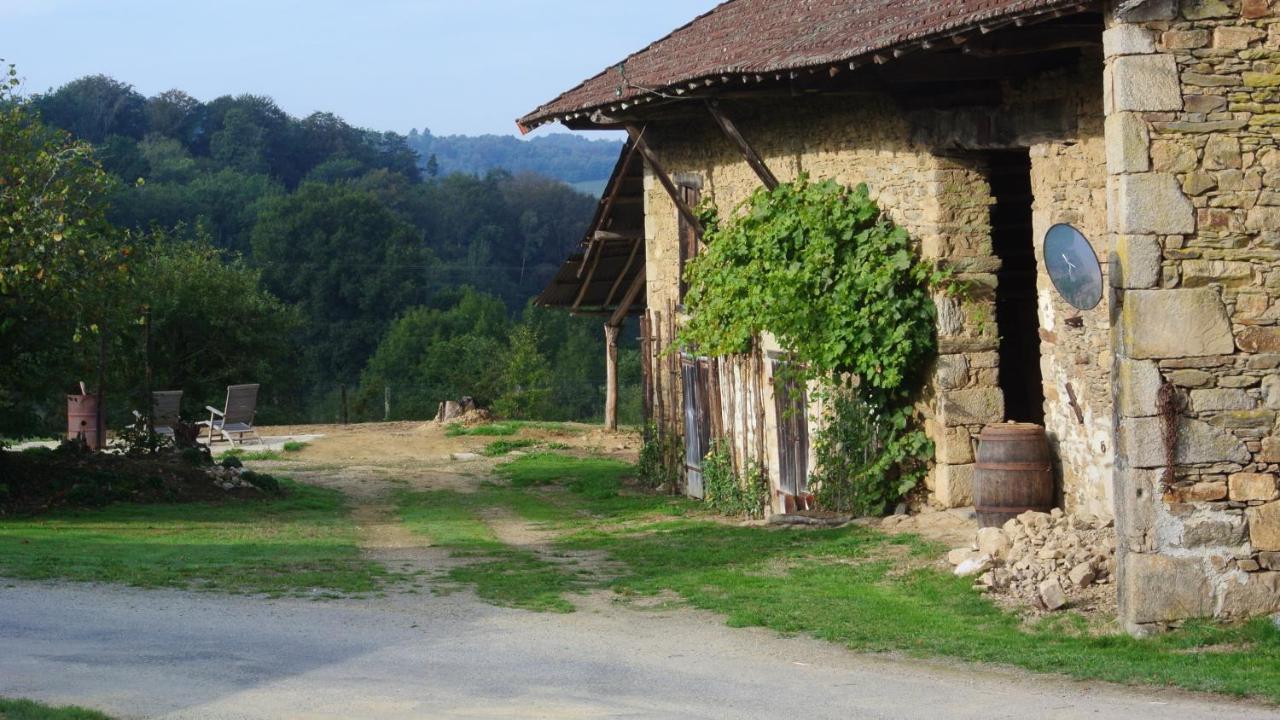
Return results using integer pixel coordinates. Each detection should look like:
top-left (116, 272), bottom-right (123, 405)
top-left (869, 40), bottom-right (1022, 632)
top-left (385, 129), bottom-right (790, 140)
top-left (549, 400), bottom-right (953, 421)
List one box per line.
top-left (705, 101), bottom-right (779, 191)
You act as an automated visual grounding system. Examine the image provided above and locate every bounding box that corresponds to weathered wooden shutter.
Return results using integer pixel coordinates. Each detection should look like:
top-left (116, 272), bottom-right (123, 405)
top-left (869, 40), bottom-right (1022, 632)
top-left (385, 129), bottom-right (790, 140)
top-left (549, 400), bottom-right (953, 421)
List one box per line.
top-left (677, 183), bottom-right (702, 303)
top-left (772, 361), bottom-right (810, 497)
top-left (681, 357), bottom-right (705, 499)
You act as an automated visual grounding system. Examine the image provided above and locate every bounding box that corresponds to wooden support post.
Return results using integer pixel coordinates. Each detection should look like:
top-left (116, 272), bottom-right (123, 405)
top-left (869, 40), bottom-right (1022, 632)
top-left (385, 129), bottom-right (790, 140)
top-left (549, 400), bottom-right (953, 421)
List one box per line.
top-left (604, 323), bottom-right (620, 431)
top-left (706, 101), bottom-right (779, 190)
top-left (625, 124), bottom-right (704, 236)
top-left (384, 385), bottom-right (391, 421)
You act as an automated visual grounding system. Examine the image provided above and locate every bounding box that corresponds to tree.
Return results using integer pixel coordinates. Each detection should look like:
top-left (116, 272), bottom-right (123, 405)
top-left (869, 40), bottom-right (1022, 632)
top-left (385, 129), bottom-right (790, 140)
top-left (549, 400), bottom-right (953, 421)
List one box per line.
top-left (494, 324), bottom-right (553, 420)
top-left (145, 89), bottom-right (203, 145)
top-left (0, 64), bottom-right (131, 431)
top-left (32, 75), bottom-right (148, 143)
top-left (210, 108), bottom-right (268, 174)
top-left (251, 182), bottom-right (433, 404)
top-left (122, 228), bottom-right (299, 420)
top-left (356, 289), bottom-right (509, 418)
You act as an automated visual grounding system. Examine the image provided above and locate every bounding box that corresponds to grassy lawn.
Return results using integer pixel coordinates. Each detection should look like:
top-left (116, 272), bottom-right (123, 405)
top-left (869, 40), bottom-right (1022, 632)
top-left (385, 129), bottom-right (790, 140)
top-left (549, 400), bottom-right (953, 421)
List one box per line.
top-left (0, 480), bottom-right (396, 596)
top-left (0, 698), bottom-right (112, 720)
top-left (396, 452), bottom-right (1280, 703)
top-left (444, 421), bottom-right (582, 438)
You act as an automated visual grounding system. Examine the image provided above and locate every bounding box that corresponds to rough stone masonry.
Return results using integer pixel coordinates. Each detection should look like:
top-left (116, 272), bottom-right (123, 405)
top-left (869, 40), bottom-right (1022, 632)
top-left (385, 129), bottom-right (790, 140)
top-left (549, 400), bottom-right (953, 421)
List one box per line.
top-left (1107, 0), bottom-right (1280, 632)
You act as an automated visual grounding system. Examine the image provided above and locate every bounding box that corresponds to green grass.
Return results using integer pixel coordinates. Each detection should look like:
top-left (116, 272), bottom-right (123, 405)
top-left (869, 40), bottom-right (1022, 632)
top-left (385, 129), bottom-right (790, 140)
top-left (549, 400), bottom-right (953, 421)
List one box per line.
top-left (445, 422), bottom-right (521, 437)
top-left (444, 421), bottom-right (583, 438)
top-left (396, 488), bottom-right (579, 612)
top-left (397, 451), bottom-right (1280, 702)
top-left (0, 698), bottom-right (113, 719)
top-left (495, 452), bottom-right (634, 499)
top-left (282, 441), bottom-right (310, 453)
top-left (220, 448), bottom-right (284, 462)
top-left (0, 480), bottom-right (397, 596)
top-left (481, 439), bottom-right (537, 456)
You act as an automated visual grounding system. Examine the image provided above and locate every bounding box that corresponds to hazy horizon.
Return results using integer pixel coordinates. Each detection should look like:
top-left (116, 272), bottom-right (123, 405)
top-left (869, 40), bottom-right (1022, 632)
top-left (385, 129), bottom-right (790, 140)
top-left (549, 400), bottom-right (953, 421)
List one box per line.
top-left (0, 0), bottom-right (720, 138)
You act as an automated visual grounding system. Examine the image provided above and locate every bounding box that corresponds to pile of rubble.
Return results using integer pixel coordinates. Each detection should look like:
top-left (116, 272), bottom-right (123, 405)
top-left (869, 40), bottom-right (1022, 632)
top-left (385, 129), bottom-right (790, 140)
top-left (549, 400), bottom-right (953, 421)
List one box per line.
top-left (947, 508), bottom-right (1116, 612)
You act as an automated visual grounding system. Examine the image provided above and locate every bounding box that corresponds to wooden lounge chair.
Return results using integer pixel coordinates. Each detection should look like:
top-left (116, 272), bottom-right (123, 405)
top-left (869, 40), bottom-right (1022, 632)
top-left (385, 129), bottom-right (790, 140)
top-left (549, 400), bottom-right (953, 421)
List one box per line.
top-left (199, 383), bottom-right (264, 446)
top-left (131, 390), bottom-right (183, 437)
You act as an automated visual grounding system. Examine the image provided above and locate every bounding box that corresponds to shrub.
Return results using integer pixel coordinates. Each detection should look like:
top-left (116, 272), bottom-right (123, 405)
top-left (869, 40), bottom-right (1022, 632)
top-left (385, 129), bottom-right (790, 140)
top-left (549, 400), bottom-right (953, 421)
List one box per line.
top-left (240, 470), bottom-right (281, 495)
top-left (636, 423), bottom-right (681, 492)
top-left (701, 442), bottom-right (767, 518)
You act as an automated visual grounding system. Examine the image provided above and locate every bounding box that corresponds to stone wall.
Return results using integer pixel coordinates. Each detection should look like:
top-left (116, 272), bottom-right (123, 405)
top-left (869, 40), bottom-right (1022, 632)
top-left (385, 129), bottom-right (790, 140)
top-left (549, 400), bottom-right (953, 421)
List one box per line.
top-left (639, 69), bottom-right (1112, 514)
top-left (1020, 66), bottom-right (1117, 520)
top-left (1106, 0), bottom-right (1280, 630)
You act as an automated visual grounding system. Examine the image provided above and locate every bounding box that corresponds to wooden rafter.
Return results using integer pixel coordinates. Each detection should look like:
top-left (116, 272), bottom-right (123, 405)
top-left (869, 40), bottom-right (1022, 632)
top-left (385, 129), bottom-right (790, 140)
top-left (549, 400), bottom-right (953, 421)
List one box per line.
top-left (579, 133), bottom-right (644, 278)
top-left (706, 101), bottom-right (778, 190)
top-left (608, 271), bottom-right (646, 327)
top-left (625, 124), bottom-right (704, 237)
top-left (571, 246), bottom-right (604, 311)
top-left (603, 240), bottom-right (643, 308)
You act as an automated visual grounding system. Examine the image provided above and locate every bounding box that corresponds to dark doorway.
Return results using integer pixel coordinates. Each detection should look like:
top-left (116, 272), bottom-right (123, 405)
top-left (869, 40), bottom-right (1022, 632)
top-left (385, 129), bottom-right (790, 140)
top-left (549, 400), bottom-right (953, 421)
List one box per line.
top-left (987, 150), bottom-right (1045, 425)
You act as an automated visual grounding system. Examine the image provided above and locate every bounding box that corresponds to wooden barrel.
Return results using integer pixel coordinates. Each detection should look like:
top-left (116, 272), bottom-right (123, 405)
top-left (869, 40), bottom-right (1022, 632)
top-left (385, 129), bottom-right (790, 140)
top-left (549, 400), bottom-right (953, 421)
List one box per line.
top-left (974, 422), bottom-right (1054, 527)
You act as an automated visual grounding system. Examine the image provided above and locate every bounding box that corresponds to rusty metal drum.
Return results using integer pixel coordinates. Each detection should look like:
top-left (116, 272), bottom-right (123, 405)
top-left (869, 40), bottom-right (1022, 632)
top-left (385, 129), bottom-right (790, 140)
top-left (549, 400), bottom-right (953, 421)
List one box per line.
top-left (67, 392), bottom-right (101, 450)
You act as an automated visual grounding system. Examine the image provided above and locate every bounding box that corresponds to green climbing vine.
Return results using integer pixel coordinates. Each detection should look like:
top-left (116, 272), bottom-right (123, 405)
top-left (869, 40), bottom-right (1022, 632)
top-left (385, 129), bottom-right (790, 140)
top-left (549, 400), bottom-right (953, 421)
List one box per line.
top-left (681, 176), bottom-right (946, 515)
top-left (701, 441), bottom-right (768, 518)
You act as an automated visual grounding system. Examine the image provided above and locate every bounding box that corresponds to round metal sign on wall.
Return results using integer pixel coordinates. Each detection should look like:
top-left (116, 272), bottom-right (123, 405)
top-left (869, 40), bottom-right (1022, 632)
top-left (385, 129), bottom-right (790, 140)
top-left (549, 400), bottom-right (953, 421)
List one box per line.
top-left (1044, 224), bottom-right (1103, 311)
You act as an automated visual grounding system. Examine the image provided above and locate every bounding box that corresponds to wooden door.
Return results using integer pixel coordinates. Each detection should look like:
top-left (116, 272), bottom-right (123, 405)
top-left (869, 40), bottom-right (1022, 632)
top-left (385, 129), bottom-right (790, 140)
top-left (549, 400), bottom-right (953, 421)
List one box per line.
top-left (772, 361), bottom-right (809, 497)
top-left (681, 356), bottom-right (712, 499)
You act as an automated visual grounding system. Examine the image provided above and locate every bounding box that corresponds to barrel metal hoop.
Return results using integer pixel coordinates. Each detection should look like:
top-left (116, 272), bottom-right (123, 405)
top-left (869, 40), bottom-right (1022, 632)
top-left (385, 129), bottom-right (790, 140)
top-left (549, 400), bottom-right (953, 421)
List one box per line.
top-left (975, 462), bottom-right (1052, 471)
top-left (976, 505), bottom-right (1048, 514)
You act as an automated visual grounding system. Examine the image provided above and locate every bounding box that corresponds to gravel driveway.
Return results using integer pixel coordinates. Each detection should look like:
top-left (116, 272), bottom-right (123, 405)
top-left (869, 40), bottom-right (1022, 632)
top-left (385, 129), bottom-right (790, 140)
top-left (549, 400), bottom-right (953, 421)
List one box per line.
top-left (3, 580), bottom-right (1276, 720)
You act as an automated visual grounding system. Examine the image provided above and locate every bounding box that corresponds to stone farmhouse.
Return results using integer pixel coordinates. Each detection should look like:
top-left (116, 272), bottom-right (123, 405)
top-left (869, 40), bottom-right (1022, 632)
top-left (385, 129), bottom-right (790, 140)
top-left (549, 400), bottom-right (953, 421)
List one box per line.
top-left (525, 0), bottom-right (1280, 631)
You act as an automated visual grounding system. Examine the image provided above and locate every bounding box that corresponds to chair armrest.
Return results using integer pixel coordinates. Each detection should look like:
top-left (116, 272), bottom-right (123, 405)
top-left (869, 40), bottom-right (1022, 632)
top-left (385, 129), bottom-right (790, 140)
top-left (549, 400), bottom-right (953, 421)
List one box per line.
top-left (206, 406), bottom-right (225, 417)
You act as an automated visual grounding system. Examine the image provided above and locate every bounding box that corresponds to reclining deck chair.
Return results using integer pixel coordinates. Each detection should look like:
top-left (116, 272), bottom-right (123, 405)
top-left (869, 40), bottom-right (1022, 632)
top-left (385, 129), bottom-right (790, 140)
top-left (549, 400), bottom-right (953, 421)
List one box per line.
top-left (199, 383), bottom-right (264, 447)
top-left (131, 390), bottom-right (183, 437)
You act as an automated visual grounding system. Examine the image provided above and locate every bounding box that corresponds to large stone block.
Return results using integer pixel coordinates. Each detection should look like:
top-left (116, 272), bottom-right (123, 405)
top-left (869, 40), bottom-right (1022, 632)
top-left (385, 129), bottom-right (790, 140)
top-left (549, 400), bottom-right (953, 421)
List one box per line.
top-left (1220, 571), bottom-right (1280, 618)
top-left (1113, 173), bottom-right (1195, 234)
top-left (1120, 552), bottom-right (1213, 625)
top-left (1106, 112), bottom-right (1151, 174)
top-left (939, 387), bottom-right (1005, 427)
top-left (1181, 513), bottom-right (1247, 547)
top-left (1111, 234), bottom-right (1161, 289)
top-left (1119, 415), bottom-right (1251, 467)
top-left (1238, 326), bottom-right (1280, 353)
top-left (1230, 472), bottom-right (1279, 501)
top-left (1191, 388), bottom-right (1256, 412)
top-left (1117, 358), bottom-right (1162, 417)
top-left (1247, 501), bottom-right (1280, 551)
top-left (1182, 0), bottom-right (1236, 18)
top-left (1107, 54), bottom-right (1183, 112)
top-left (1104, 24), bottom-right (1157, 56)
top-left (1120, 288), bottom-right (1235, 359)
top-left (934, 463), bottom-right (974, 508)
top-left (936, 425), bottom-right (975, 464)
top-left (1204, 135), bottom-right (1243, 170)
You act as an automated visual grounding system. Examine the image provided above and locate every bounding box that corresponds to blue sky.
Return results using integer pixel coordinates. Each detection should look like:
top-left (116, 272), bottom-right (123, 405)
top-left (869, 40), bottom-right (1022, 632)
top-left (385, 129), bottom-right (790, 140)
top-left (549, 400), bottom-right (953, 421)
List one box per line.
top-left (0, 0), bottom-right (720, 137)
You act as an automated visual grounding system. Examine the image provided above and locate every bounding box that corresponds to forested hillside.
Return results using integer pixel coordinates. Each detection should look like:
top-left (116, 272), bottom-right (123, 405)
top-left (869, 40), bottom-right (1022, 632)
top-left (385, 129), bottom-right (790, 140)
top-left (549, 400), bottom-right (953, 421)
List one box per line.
top-left (3, 72), bottom-right (638, 432)
top-left (406, 129), bottom-right (621, 192)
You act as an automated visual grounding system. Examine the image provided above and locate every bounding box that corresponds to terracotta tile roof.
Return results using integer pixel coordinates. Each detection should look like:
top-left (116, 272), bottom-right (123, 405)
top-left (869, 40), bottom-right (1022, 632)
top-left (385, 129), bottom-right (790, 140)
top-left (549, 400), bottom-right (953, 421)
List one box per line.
top-left (518, 0), bottom-right (1082, 132)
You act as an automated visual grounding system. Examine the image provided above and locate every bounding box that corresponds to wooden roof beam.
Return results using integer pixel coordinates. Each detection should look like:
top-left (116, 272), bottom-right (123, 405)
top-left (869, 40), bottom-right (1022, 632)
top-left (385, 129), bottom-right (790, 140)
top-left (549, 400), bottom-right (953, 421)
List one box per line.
top-left (625, 124), bottom-right (704, 236)
top-left (706, 100), bottom-right (779, 191)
